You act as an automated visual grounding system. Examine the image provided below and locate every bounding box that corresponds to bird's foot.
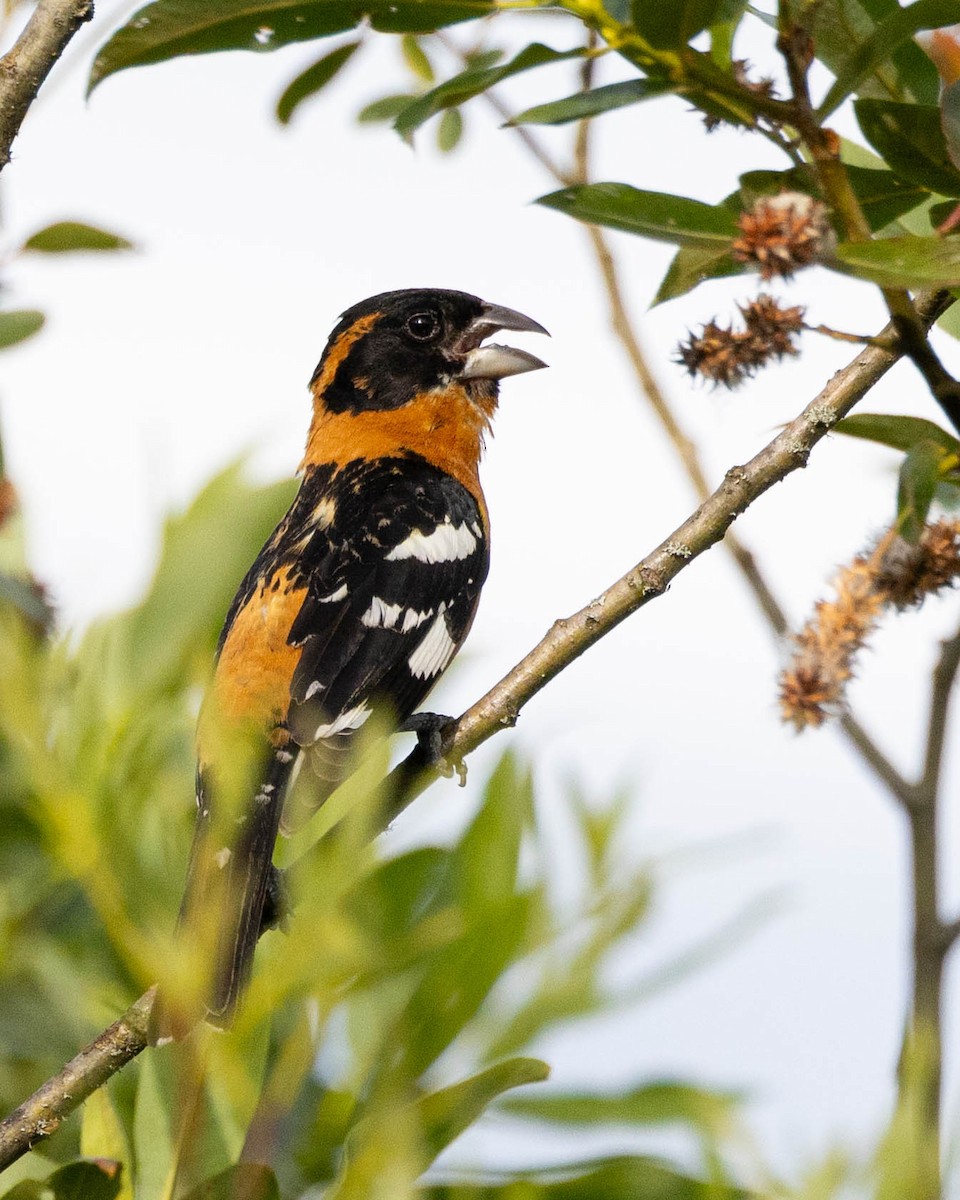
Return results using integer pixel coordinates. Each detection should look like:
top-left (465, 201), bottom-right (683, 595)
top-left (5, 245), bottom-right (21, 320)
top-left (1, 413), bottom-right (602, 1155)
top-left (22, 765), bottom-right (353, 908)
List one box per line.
top-left (399, 712), bottom-right (466, 786)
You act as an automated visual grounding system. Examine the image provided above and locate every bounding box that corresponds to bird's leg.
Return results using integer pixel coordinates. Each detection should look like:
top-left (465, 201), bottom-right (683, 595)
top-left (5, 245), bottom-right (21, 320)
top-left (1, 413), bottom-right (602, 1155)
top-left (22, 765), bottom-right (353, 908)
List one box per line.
top-left (398, 712), bottom-right (466, 785)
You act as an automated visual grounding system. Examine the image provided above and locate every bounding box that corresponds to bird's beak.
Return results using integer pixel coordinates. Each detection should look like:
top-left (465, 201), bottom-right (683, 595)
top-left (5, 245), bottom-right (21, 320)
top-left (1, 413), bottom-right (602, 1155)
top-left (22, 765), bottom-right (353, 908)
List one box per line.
top-left (460, 301), bottom-right (549, 380)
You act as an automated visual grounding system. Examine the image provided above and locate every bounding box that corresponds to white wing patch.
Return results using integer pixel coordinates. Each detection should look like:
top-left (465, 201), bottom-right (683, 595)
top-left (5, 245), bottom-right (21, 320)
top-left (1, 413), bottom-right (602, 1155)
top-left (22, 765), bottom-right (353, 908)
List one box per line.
top-left (318, 583), bottom-right (348, 603)
top-left (361, 596), bottom-right (434, 631)
top-left (311, 702), bottom-right (372, 742)
top-left (408, 604), bottom-right (457, 680)
top-left (386, 518), bottom-right (478, 564)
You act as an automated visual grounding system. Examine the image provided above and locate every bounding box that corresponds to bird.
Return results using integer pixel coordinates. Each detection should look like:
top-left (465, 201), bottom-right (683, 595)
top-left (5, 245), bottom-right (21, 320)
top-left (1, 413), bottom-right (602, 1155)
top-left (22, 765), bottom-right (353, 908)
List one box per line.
top-left (152, 287), bottom-right (547, 1039)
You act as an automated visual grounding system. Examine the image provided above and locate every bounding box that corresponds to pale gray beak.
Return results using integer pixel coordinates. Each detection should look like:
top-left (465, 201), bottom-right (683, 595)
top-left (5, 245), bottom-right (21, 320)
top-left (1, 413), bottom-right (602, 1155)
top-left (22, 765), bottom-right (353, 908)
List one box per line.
top-left (460, 301), bottom-right (549, 380)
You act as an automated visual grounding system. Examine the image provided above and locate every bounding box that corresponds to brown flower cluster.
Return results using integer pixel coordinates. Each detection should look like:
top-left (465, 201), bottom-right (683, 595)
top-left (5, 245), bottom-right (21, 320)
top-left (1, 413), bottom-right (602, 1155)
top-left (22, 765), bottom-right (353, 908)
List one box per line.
top-left (732, 192), bottom-right (835, 280)
top-left (676, 294), bottom-right (805, 388)
top-left (780, 521), bottom-right (960, 730)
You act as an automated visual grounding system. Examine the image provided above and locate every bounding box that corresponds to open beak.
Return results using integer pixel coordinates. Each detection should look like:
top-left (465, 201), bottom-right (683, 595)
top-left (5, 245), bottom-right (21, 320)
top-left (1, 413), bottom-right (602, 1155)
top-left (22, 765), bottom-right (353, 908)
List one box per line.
top-left (460, 301), bottom-right (549, 380)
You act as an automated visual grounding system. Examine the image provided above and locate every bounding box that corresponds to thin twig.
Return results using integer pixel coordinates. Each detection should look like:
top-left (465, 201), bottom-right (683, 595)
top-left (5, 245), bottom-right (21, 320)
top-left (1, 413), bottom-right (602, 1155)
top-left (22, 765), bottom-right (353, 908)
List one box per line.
top-left (0, 294), bottom-right (950, 1172)
top-left (0, 0), bottom-right (94, 170)
top-left (917, 622), bottom-right (960, 805)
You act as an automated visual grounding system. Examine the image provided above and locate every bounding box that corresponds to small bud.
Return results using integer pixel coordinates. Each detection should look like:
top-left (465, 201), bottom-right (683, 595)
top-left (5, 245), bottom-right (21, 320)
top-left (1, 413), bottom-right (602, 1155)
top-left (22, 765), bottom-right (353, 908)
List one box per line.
top-left (732, 192), bottom-right (836, 280)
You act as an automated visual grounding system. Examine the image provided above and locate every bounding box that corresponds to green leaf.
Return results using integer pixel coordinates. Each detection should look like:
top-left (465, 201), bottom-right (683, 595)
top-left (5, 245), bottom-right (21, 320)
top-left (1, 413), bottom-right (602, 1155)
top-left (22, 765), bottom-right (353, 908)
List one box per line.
top-left (394, 43), bottom-right (583, 139)
top-left (898, 439), bottom-right (948, 540)
top-left (417, 1058), bottom-right (550, 1163)
top-left (832, 235), bottom-right (960, 286)
top-left (436, 106), bottom-right (463, 152)
top-left (855, 99), bottom-right (960, 196)
top-left (358, 93), bottom-right (415, 123)
top-left (276, 41), bottom-right (359, 124)
top-left (22, 222), bottom-right (133, 253)
top-left (652, 243), bottom-right (745, 304)
top-left (401, 33), bottom-right (434, 83)
top-left (835, 412), bottom-right (960, 453)
top-left (81, 1090), bottom-right (133, 1200)
top-left (538, 183), bottom-right (738, 249)
top-left (501, 1079), bottom-right (740, 1133)
top-left (179, 1165), bottom-right (280, 1200)
top-left (0, 310), bottom-right (45, 350)
top-left (89, 1), bottom-right (495, 91)
top-left (10, 1163), bottom-right (124, 1200)
top-left (818, 0), bottom-right (960, 117)
top-left (631, 0), bottom-right (722, 48)
top-left (509, 78), bottom-right (675, 126)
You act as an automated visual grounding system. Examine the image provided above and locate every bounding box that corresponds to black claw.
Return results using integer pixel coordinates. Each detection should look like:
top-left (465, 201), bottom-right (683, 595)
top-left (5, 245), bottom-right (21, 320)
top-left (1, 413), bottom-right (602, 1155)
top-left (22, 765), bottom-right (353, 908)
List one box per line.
top-left (399, 712), bottom-right (461, 777)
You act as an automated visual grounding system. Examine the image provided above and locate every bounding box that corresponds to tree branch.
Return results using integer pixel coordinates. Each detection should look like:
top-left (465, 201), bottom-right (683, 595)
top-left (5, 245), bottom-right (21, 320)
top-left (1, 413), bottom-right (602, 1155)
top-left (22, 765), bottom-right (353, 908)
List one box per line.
top-left (0, 292), bottom-right (950, 1172)
top-left (0, 0), bottom-right (93, 171)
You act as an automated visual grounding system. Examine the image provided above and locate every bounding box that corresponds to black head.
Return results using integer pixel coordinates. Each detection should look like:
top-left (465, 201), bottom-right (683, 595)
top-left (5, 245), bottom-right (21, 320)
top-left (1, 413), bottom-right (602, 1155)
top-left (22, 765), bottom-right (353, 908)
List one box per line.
top-left (310, 288), bottom-right (547, 414)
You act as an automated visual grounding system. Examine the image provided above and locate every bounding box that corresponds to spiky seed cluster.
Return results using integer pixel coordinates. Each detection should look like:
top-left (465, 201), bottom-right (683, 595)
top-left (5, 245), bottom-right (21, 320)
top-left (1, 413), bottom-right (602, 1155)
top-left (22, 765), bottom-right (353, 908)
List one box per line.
top-left (779, 521), bottom-right (960, 730)
top-left (676, 293), bottom-right (805, 388)
top-left (732, 192), bottom-right (835, 280)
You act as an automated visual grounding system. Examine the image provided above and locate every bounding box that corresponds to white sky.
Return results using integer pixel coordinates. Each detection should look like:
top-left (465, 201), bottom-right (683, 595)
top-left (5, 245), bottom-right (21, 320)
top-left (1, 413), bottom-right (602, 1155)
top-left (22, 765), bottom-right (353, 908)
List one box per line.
top-left (3, 1), bottom-right (960, 1186)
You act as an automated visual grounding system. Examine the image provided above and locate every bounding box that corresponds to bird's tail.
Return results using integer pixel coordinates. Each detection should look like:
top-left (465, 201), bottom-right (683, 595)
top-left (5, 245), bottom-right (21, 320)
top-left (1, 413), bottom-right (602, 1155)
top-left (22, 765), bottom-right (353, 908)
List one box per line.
top-left (149, 747), bottom-right (295, 1043)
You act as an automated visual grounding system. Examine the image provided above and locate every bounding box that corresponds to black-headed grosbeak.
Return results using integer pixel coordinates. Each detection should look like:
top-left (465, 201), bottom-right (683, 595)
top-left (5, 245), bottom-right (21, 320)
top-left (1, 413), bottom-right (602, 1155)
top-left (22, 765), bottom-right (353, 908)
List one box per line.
top-left (155, 288), bottom-right (547, 1037)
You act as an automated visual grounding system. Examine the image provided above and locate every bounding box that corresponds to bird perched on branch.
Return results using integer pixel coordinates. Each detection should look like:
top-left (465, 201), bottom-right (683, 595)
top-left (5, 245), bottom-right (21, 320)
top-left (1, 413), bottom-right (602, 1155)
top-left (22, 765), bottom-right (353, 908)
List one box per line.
top-left (152, 288), bottom-right (547, 1040)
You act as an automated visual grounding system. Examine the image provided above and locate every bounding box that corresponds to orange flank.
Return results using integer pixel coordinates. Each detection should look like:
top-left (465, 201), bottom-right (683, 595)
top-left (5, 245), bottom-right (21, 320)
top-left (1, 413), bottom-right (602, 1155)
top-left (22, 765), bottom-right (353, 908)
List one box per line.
top-left (203, 564), bottom-right (305, 737)
top-left (302, 382), bottom-right (497, 525)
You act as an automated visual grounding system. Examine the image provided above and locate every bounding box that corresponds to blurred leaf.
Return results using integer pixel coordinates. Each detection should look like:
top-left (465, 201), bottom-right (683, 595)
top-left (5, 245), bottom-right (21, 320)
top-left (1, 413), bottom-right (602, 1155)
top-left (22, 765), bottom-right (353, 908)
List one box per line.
top-left (450, 751), bottom-right (531, 913)
top-left (897, 439), bottom-right (946, 541)
top-left (358, 94), bottom-right (416, 123)
top-left (855, 99), bottom-right (960, 196)
top-left (89, 1), bottom-right (495, 91)
top-left (631, 0), bottom-right (722, 49)
top-left (109, 462), bottom-right (295, 698)
top-left (132, 1053), bottom-right (175, 1200)
top-left (501, 1079), bottom-right (739, 1133)
top-left (179, 1164), bottom-right (279, 1200)
top-left (831, 235), bottom-right (960, 286)
top-left (399, 893), bottom-right (532, 1078)
top-left (437, 106), bottom-right (463, 152)
top-left (81, 1090), bottom-right (133, 1200)
top-left (2, 1162), bottom-right (123, 1200)
top-left (402, 33), bottom-right (434, 83)
top-left (419, 1154), bottom-right (746, 1198)
top-left (835, 412), bottom-right (960, 453)
top-left (818, 0), bottom-right (959, 117)
top-left (508, 78), bottom-right (675, 125)
top-left (0, 310), bottom-right (45, 350)
top-left (21, 222), bottom-right (133, 253)
top-left (394, 44), bottom-right (583, 139)
top-left (276, 41), bottom-right (360, 124)
top-left (538, 183), bottom-right (738, 248)
top-left (417, 1057), bottom-right (550, 1163)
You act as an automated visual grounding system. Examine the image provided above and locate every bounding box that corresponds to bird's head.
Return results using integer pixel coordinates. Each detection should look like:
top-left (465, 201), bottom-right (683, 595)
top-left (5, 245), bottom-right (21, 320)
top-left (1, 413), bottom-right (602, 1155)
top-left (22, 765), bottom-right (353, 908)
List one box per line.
top-left (309, 288), bottom-right (548, 415)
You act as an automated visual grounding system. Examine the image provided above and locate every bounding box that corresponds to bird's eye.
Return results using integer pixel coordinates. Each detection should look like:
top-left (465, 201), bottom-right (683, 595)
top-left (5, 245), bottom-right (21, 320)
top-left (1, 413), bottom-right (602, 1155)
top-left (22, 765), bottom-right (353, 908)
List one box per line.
top-left (405, 311), bottom-right (441, 342)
